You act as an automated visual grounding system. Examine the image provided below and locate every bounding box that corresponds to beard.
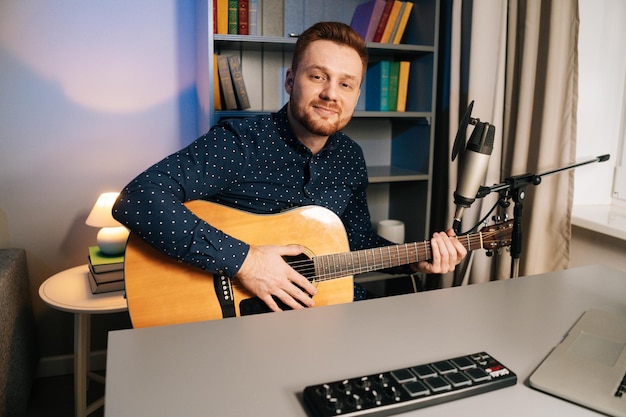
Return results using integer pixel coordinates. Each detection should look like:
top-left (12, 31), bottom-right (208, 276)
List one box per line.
top-left (289, 99), bottom-right (352, 136)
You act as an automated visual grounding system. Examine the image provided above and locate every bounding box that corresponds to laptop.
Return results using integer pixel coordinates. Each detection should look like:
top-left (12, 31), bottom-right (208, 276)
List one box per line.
top-left (529, 309), bottom-right (626, 417)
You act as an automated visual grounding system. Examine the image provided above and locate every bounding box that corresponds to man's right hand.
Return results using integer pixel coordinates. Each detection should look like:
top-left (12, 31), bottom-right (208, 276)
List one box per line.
top-left (235, 244), bottom-right (318, 312)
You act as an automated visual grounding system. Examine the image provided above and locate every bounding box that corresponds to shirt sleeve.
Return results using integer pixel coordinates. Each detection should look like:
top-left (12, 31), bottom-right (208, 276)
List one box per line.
top-left (112, 124), bottom-right (251, 278)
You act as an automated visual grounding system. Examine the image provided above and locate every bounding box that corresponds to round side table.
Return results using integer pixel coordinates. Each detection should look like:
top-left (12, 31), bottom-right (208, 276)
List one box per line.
top-left (39, 265), bottom-right (127, 417)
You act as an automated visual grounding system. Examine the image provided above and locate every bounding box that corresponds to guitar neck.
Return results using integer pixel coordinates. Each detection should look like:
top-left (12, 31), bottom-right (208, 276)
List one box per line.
top-left (313, 232), bottom-right (486, 281)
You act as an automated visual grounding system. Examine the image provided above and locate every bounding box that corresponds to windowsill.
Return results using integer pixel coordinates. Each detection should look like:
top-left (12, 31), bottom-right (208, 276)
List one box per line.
top-left (571, 204), bottom-right (626, 241)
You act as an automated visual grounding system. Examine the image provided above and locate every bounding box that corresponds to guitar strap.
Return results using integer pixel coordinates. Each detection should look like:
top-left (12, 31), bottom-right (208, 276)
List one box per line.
top-left (214, 275), bottom-right (236, 318)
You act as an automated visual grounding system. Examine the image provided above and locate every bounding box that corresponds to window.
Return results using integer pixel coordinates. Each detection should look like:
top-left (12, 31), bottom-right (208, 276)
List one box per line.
top-left (574, 0), bottom-right (626, 207)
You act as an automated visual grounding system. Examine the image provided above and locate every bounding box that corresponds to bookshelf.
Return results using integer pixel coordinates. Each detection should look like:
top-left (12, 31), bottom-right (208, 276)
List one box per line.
top-left (196, 0), bottom-right (439, 243)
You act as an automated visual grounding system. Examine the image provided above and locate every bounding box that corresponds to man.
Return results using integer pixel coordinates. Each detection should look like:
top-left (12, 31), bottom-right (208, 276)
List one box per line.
top-left (113, 22), bottom-right (467, 313)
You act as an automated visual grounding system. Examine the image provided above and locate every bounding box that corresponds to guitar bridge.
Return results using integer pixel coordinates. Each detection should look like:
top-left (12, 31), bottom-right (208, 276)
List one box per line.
top-left (214, 275), bottom-right (236, 318)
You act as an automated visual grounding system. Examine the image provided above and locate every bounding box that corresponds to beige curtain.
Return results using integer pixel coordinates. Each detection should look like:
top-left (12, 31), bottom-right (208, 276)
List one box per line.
top-left (446, 0), bottom-right (579, 285)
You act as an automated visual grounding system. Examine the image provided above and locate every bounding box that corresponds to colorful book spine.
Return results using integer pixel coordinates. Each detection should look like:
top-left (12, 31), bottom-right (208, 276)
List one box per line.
top-left (217, 55), bottom-right (237, 110)
top-left (238, 0), bottom-right (249, 35)
top-left (380, 1), bottom-right (403, 43)
top-left (227, 55), bottom-right (251, 109)
top-left (392, 1), bottom-right (413, 44)
top-left (366, 60), bottom-right (391, 111)
top-left (396, 61), bottom-right (411, 112)
top-left (365, 0), bottom-right (388, 42)
top-left (350, 0), bottom-right (377, 39)
top-left (387, 1), bottom-right (407, 43)
top-left (248, 0), bottom-right (258, 36)
top-left (387, 61), bottom-right (400, 111)
top-left (227, 0), bottom-right (238, 34)
top-left (214, 54), bottom-right (222, 110)
top-left (372, 0), bottom-right (394, 42)
top-left (216, 0), bottom-right (229, 34)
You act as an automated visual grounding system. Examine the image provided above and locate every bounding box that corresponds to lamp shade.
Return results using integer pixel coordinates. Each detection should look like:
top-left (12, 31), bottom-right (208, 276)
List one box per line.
top-left (86, 192), bottom-right (123, 227)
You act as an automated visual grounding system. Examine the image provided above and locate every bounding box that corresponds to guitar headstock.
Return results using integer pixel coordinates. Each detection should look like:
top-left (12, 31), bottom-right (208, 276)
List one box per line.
top-left (479, 219), bottom-right (513, 250)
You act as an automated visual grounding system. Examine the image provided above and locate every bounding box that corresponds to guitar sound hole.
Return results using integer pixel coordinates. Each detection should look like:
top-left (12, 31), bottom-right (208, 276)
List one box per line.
top-left (239, 253), bottom-right (314, 316)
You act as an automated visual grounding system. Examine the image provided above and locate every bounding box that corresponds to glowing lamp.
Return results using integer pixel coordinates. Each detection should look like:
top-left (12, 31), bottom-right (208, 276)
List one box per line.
top-left (85, 192), bottom-right (129, 255)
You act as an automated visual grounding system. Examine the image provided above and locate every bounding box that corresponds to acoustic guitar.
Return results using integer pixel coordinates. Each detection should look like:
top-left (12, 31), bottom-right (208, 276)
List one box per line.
top-left (124, 200), bottom-right (513, 328)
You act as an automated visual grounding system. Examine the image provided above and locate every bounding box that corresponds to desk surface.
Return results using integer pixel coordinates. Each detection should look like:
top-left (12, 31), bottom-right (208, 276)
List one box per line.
top-left (105, 265), bottom-right (626, 416)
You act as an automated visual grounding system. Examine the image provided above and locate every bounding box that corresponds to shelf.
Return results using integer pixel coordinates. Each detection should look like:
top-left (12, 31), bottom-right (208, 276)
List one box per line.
top-left (368, 166), bottom-right (428, 183)
top-left (214, 34), bottom-right (435, 58)
top-left (353, 111), bottom-right (431, 122)
top-left (216, 110), bottom-right (432, 121)
top-left (203, 0), bottom-right (440, 242)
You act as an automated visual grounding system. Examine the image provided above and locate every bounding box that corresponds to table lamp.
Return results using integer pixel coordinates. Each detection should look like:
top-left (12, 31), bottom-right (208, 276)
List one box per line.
top-left (85, 192), bottom-right (129, 255)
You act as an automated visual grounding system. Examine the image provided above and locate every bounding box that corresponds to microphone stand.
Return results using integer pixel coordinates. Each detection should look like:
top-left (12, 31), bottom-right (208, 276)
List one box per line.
top-left (475, 154), bottom-right (610, 278)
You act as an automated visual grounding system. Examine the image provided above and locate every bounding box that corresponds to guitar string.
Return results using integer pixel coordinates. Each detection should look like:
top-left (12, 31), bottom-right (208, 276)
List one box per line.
top-left (226, 228), bottom-right (507, 291)
top-left (283, 229), bottom-right (507, 282)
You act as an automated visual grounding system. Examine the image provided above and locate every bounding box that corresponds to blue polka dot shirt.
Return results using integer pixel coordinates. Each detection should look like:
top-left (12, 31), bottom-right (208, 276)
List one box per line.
top-left (113, 105), bottom-right (391, 279)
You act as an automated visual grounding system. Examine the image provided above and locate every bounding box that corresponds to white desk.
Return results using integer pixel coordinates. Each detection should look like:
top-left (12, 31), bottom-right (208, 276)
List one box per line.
top-left (105, 265), bottom-right (626, 416)
top-left (39, 265), bottom-right (127, 417)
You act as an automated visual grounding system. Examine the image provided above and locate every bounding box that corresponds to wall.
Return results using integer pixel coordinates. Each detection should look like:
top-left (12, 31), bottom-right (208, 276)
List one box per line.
top-left (0, 1), bottom-right (198, 366)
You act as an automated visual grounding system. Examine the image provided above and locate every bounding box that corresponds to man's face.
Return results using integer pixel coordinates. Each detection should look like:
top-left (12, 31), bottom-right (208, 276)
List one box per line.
top-left (285, 40), bottom-right (363, 137)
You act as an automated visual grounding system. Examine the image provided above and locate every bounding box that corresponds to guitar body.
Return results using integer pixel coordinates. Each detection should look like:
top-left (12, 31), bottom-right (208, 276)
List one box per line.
top-left (124, 200), bottom-right (353, 328)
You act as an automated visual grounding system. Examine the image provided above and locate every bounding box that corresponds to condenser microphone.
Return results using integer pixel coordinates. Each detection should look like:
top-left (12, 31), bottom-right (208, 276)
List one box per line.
top-left (452, 120), bottom-right (495, 233)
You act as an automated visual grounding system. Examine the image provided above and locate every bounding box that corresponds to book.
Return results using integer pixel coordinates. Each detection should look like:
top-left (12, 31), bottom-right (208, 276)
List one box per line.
top-left (396, 61), bottom-right (411, 111)
top-left (366, 60), bottom-right (391, 111)
top-left (372, 0), bottom-right (394, 42)
top-left (88, 263), bottom-right (124, 283)
top-left (387, 1), bottom-right (407, 43)
top-left (248, 0), bottom-right (258, 36)
top-left (262, 0), bottom-right (283, 36)
top-left (356, 69), bottom-right (367, 111)
top-left (350, 0), bottom-right (377, 39)
top-left (227, 0), bottom-right (238, 34)
top-left (217, 55), bottom-right (238, 110)
top-left (216, 0), bottom-right (229, 34)
top-left (380, 1), bottom-right (403, 43)
top-left (88, 270), bottom-right (124, 294)
top-left (227, 55), bottom-right (251, 109)
top-left (387, 61), bottom-right (400, 111)
top-left (392, 1), bottom-right (413, 44)
top-left (238, 0), bottom-right (249, 35)
top-left (214, 54), bottom-right (222, 110)
top-left (365, 0), bottom-right (389, 42)
top-left (88, 246), bottom-right (123, 273)
top-left (213, 1), bottom-right (217, 33)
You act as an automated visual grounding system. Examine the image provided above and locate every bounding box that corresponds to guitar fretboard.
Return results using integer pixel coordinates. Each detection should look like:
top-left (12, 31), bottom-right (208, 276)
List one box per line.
top-left (300, 227), bottom-right (507, 282)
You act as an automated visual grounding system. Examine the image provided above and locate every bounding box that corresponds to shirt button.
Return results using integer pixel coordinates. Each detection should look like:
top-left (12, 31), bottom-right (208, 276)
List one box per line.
top-left (303, 188), bottom-right (311, 198)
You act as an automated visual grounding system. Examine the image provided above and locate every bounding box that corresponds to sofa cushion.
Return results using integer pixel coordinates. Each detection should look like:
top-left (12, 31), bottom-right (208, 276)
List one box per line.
top-left (0, 249), bottom-right (39, 417)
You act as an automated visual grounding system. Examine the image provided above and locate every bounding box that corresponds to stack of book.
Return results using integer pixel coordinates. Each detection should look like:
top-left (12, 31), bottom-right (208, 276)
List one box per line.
top-left (365, 60), bottom-right (411, 111)
top-left (215, 54), bottom-right (251, 110)
top-left (87, 246), bottom-right (124, 294)
top-left (214, 0), bottom-right (260, 36)
top-left (350, 0), bottom-right (414, 44)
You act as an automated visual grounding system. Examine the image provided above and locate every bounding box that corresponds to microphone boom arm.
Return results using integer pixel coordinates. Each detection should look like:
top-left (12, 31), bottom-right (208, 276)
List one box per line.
top-left (475, 154), bottom-right (610, 278)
